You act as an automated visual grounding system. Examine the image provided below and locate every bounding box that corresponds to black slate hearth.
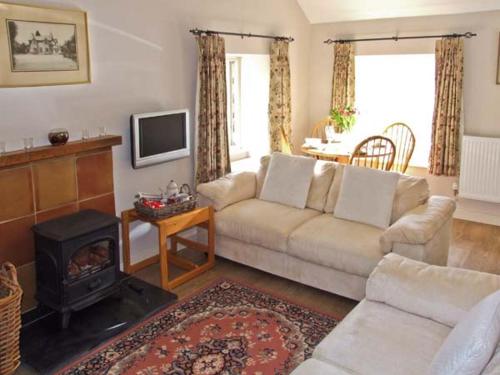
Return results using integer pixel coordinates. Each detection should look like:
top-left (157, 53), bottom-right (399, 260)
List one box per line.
top-left (20, 274), bottom-right (177, 374)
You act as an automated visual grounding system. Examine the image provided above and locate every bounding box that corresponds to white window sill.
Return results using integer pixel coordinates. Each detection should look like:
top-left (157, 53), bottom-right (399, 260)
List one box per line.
top-left (230, 149), bottom-right (250, 162)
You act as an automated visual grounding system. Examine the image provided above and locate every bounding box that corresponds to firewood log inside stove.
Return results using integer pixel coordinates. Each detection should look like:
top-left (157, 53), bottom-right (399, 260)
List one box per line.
top-left (67, 260), bottom-right (81, 277)
top-left (72, 248), bottom-right (91, 268)
top-left (90, 245), bottom-right (109, 259)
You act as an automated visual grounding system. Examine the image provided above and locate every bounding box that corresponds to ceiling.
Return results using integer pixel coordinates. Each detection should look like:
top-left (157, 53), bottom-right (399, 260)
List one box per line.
top-left (296, 0), bottom-right (500, 24)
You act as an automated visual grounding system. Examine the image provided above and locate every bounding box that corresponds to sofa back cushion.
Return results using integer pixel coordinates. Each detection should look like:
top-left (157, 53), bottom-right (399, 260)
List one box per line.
top-left (334, 165), bottom-right (400, 229)
top-left (256, 155), bottom-right (271, 198)
top-left (324, 164), bottom-right (345, 213)
top-left (391, 174), bottom-right (429, 224)
top-left (428, 290), bottom-right (500, 375)
top-left (366, 253), bottom-right (500, 328)
top-left (306, 160), bottom-right (336, 211)
top-left (260, 152), bottom-right (316, 209)
top-left (257, 155), bottom-right (337, 211)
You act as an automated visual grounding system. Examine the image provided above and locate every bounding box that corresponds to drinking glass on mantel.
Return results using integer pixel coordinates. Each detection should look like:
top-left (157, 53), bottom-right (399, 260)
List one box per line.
top-left (98, 126), bottom-right (107, 137)
top-left (23, 137), bottom-right (34, 151)
top-left (0, 141), bottom-right (5, 155)
top-left (82, 128), bottom-right (90, 141)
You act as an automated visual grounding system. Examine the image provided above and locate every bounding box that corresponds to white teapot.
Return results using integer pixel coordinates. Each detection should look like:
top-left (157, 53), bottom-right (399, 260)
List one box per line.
top-left (166, 180), bottom-right (179, 197)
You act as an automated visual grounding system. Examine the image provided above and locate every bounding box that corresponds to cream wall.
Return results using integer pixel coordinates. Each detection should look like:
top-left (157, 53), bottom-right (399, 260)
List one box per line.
top-left (0, 0), bottom-right (311, 262)
top-left (308, 11), bottom-right (500, 222)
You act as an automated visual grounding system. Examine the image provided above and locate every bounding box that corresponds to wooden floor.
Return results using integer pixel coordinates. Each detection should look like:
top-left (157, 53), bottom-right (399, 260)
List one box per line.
top-left (17, 218), bottom-right (500, 374)
top-left (448, 219), bottom-right (500, 275)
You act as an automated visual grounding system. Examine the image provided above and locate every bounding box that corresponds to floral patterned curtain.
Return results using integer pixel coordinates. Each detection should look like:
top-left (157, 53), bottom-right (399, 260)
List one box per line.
top-left (196, 35), bottom-right (231, 184)
top-left (331, 42), bottom-right (355, 110)
top-left (269, 40), bottom-right (293, 153)
top-left (429, 38), bottom-right (464, 176)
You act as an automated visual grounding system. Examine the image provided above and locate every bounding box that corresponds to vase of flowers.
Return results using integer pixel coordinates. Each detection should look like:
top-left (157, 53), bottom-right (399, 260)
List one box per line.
top-left (329, 105), bottom-right (357, 136)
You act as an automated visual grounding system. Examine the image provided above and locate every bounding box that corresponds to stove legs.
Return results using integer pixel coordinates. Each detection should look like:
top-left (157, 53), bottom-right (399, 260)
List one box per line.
top-left (60, 311), bottom-right (71, 329)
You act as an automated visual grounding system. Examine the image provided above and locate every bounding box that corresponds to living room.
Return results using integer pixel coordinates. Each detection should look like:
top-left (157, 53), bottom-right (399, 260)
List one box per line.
top-left (0, 0), bottom-right (499, 374)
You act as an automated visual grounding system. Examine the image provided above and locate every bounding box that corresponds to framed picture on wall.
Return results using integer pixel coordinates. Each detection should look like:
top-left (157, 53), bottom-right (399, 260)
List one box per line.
top-left (0, 2), bottom-right (90, 87)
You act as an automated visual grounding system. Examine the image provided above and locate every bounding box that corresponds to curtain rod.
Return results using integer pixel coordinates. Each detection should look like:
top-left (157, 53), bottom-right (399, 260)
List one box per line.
top-left (324, 31), bottom-right (476, 44)
top-left (190, 28), bottom-right (294, 42)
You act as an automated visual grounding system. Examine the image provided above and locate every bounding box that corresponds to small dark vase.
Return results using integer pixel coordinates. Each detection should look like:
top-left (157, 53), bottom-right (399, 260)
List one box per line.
top-left (48, 128), bottom-right (69, 146)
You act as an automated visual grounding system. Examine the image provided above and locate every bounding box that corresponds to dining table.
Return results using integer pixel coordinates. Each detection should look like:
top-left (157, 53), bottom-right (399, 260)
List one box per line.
top-left (301, 141), bottom-right (351, 164)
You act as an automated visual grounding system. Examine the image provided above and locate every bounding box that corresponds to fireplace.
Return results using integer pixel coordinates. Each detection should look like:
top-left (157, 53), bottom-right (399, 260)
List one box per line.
top-left (32, 209), bottom-right (121, 328)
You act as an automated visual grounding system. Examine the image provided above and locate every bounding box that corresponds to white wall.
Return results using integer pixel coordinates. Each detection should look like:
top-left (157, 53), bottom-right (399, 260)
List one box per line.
top-left (0, 0), bottom-right (311, 262)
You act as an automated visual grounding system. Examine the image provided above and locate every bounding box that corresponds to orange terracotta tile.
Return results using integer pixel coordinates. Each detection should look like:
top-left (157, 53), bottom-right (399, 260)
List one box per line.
top-left (79, 194), bottom-right (116, 216)
top-left (36, 203), bottom-right (78, 224)
top-left (0, 215), bottom-right (35, 266)
top-left (33, 157), bottom-right (77, 211)
top-left (77, 151), bottom-right (114, 200)
top-left (0, 166), bottom-right (34, 222)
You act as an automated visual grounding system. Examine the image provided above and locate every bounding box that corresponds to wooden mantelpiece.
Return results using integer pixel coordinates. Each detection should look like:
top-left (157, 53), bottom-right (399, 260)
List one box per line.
top-left (0, 135), bottom-right (122, 169)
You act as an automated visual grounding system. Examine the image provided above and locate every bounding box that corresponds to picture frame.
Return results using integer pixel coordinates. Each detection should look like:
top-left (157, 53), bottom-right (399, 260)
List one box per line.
top-left (497, 32), bottom-right (500, 85)
top-left (0, 2), bottom-right (90, 87)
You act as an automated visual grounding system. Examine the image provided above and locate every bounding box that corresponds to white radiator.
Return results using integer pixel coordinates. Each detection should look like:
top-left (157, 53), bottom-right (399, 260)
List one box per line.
top-left (459, 135), bottom-right (500, 203)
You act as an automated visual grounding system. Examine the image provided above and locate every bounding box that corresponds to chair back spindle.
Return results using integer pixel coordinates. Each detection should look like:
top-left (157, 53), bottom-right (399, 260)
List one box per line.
top-left (349, 135), bottom-right (396, 171)
top-left (383, 122), bottom-right (416, 173)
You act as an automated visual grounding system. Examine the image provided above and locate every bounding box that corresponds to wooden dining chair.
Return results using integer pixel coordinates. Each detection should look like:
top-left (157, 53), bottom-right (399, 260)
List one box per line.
top-left (349, 135), bottom-right (396, 171)
top-left (310, 117), bottom-right (332, 140)
top-left (383, 122), bottom-right (416, 173)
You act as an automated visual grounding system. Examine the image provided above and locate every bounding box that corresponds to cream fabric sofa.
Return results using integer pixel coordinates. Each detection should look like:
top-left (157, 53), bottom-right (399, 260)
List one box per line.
top-left (291, 254), bottom-right (500, 375)
top-left (197, 156), bottom-right (456, 301)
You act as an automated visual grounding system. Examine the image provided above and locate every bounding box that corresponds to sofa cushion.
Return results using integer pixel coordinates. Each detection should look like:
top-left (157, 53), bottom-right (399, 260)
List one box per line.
top-left (324, 165), bottom-right (429, 224)
top-left (306, 160), bottom-right (336, 211)
top-left (257, 155), bottom-right (337, 212)
top-left (391, 174), bottom-right (429, 224)
top-left (291, 358), bottom-right (357, 375)
top-left (324, 163), bottom-right (344, 213)
top-left (288, 214), bottom-right (385, 277)
top-left (256, 155), bottom-right (271, 198)
top-left (215, 198), bottom-right (321, 253)
top-left (428, 290), bottom-right (500, 375)
top-left (260, 152), bottom-right (316, 209)
top-left (313, 300), bottom-right (451, 375)
top-left (334, 165), bottom-right (400, 229)
top-left (366, 254), bottom-right (500, 328)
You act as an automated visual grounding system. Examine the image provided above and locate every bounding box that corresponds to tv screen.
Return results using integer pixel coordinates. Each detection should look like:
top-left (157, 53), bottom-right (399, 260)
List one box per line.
top-left (131, 109), bottom-right (190, 169)
top-left (139, 113), bottom-right (187, 158)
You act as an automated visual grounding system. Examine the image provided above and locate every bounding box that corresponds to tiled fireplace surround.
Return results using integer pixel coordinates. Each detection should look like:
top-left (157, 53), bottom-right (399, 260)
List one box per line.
top-left (0, 136), bottom-right (122, 310)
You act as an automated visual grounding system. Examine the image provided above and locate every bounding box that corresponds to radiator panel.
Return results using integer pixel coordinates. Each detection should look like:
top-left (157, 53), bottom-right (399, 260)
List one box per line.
top-left (459, 136), bottom-right (500, 203)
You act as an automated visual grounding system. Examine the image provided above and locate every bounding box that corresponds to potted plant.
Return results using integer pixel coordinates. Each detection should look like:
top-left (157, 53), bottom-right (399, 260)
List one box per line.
top-left (329, 105), bottom-right (357, 136)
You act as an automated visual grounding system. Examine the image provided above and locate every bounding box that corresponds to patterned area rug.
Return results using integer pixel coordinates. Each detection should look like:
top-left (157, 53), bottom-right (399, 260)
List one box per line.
top-left (57, 279), bottom-right (339, 375)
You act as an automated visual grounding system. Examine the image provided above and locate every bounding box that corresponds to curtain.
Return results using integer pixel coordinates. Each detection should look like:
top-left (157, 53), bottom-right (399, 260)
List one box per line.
top-left (195, 35), bottom-right (231, 184)
top-left (269, 40), bottom-right (292, 153)
top-left (331, 42), bottom-right (355, 112)
top-left (429, 37), bottom-right (464, 176)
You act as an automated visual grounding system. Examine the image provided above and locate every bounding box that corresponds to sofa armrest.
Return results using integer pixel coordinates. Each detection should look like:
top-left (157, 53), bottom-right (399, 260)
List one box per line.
top-left (380, 196), bottom-right (456, 253)
top-left (196, 171), bottom-right (256, 211)
top-left (366, 253), bottom-right (500, 327)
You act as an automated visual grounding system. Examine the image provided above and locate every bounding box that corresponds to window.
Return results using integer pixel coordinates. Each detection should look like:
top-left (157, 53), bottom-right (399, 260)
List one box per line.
top-left (354, 54), bottom-right (435, 167)
top-left (226, 54), bottom-right (270, 164)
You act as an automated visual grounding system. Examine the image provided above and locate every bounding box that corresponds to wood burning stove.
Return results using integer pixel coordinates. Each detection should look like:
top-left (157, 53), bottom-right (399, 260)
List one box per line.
top-left (32, 210), bottom-right (121, 329)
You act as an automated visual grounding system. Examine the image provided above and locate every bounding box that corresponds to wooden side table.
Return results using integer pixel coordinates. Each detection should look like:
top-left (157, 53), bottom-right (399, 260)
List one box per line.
top-left (121, 206), bottom-right (215, 291)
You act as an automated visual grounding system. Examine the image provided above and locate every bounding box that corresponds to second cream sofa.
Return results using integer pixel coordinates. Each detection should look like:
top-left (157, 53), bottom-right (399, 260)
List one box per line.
top-left (197, 156), bottom-right (456, 301)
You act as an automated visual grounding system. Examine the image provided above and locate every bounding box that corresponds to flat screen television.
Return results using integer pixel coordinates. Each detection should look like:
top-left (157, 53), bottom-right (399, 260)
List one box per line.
top-left (130, 109), bottom-right (190, 169)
